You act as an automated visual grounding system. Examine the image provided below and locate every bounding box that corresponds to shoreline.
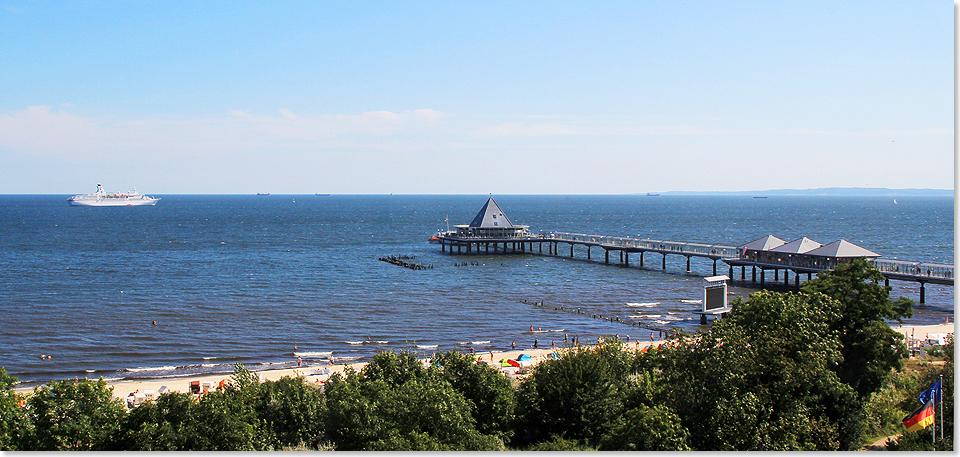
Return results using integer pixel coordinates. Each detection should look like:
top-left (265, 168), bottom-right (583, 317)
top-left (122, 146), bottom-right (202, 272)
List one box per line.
top-left (12, 323), bottom-right (953, 401)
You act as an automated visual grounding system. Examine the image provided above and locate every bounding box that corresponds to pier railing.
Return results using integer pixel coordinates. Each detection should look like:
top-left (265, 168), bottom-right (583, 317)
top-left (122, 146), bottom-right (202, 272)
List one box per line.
top-left (550, 232), bottom-right (740, 258)
top-left (870, 259), bottom-right (954, 282)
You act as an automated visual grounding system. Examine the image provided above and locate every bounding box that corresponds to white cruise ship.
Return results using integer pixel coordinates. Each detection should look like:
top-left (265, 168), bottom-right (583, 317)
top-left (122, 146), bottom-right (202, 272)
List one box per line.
top-left (68, 184), bottom-right (160, 207)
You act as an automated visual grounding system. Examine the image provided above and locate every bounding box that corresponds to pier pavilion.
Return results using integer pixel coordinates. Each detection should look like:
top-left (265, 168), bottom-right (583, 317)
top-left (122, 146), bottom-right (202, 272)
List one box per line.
top-left (436, 197), bottom-right (540, 254)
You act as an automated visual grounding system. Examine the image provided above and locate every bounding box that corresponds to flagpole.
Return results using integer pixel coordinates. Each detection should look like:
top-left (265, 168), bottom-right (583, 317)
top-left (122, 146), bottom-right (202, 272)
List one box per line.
top-left (939, 374), bottom-right (943, 442)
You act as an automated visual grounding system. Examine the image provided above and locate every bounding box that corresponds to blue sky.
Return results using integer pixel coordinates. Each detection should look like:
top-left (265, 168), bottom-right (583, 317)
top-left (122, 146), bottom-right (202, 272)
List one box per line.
top-left (0, 1), bottom-right (953, 194)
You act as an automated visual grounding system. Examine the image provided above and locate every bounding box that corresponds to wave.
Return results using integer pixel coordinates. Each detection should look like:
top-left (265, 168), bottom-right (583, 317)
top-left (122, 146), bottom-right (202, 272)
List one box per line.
top-left (626, 302), bottom-right (660, 307)
top-left (295, 351), bottom-right (332, 358)
top-left (125, 366), bottom-right (176, 373)
top-left (416, 344), bottom-right (439, 349)
top-left (680, 299), bottom-right (702, 304)
top-left (333, 356), bottom-right (362, 362)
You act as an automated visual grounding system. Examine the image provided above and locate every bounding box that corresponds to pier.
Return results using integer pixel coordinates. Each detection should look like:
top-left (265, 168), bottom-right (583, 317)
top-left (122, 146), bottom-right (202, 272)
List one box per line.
top-left (435, 199), bottom-right (953, 304)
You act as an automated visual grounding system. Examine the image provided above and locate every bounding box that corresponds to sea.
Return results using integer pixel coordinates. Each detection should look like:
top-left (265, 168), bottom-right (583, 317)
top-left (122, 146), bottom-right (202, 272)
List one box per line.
top-left (0, 194), bottom-right (953, 385)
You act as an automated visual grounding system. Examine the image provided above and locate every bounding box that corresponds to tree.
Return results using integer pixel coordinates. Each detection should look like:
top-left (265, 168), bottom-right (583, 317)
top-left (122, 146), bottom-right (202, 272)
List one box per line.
top-left (654, 291), bottom-right (864, 450)
top-left (112, 364), bottom-right (299, 451)
top-left (323, 350), bottom-right (503, 451)
top-left (27, 378), bottom-right (125, 450)
top-left (254, 376), bottom-right (326, 449)
top-left (597, 404), bottom-right (690, 451)
top-left (110, 391), bottom-right (198, 450)
top-left (801, 258), bottom-right (913, 398)
top-left (0, 368), bottom-right (33, 450)
top-left (431, 350), bottom-right (515, 441)
top-left (512, 339), bottom-right (638, 447)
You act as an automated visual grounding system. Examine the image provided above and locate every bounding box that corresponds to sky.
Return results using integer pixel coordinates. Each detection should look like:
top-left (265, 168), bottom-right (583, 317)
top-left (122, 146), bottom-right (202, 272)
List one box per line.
top-left (0, 1), bottom-right (954, 194)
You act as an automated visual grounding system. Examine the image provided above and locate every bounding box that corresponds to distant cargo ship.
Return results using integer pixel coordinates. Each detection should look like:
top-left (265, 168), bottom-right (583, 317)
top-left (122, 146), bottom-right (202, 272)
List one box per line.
top-left (647, 192), bottom-right (660, 196)
top-left (68, 184), bottom-right (159, 207)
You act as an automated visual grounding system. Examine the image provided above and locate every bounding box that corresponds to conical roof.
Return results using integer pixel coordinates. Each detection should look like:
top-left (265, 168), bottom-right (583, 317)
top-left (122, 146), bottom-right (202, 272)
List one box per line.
top-left (740, 235), bottom-right (786, 251)
top-left (805, 239), bottom-right (880, 258)
top-left (469, 197), bottom-right (515, 228)
top-left (771, 237), bottom-right (822, 254)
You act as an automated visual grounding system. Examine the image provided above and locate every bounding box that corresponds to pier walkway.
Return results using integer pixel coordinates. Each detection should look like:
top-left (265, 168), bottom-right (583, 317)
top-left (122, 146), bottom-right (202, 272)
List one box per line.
top-left (435, 231), bottom-right (953, 304)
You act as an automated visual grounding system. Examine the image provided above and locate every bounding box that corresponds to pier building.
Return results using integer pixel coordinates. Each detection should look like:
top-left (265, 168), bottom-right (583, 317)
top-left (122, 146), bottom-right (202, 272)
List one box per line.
top-left (436, 197), bottom-right (539, 254)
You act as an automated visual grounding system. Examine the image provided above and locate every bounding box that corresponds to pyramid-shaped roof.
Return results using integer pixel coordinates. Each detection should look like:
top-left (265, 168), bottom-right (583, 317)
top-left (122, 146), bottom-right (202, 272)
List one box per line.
top-left (805, 239), bottom-right (880, 258)
top-left (740, 235), bottom-right (786, 251)
top-left (469, 197), bottom-right (515, 228)
top-left (771, 237), bottom-right (822, 254)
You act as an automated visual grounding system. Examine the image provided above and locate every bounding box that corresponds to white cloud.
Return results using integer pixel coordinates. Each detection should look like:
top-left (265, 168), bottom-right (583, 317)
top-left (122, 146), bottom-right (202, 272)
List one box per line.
top-left (0, 106), bottom-right (455, 158)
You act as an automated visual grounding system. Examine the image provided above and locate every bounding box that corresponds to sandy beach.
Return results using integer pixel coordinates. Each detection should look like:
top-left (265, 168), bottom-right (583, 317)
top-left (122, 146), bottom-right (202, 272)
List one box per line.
top-left (12, 323), bottom-right (952, 402)
top-left (102, 340), bottom-right (668, 401)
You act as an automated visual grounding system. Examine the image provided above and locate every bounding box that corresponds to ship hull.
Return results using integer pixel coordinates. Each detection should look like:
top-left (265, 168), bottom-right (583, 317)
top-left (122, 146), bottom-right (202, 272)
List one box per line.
top-left (69, 198), bottom-right (159, 207)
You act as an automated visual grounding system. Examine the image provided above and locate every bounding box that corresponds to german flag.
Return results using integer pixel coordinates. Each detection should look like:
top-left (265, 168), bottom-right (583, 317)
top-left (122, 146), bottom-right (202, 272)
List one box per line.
top-left (902, 400), bottom-right (935, 433)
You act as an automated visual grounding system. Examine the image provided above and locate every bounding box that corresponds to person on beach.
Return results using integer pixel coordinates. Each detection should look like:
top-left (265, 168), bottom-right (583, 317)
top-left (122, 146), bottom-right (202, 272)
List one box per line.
top-left (297, 356), bottom-right (302, 367)
top-left (511, 341), bottom-right (516, 350)
top-left (533, 339), bottom-right (538, 349)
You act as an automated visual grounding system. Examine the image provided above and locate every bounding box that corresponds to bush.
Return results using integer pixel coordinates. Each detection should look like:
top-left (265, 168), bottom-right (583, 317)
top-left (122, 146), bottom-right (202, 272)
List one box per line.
top-left (27, 378), bottom-right (125, 450)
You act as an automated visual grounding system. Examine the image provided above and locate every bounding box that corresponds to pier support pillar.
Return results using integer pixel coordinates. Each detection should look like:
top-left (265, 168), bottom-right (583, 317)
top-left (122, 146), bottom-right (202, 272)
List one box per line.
top-left (884, 278), bottom-right (889, 288)
top-left (729, 265), bottom-right (734, 279)
top-left (539, 242), bottom-right (542, 253)
top-left (686, 256), bottom-right (691, 273)
top-left (662, 254), bottom-right (667, 270)
top-left (640, 252), bottom-right (645, 267)
top-left (570, 244), bottom-right (574, 258)
top-left (795, 272), bottom-right (800, 290)
top-left (920, 281), bottom-right (926, 304)
top-left (752, 267), bottom-right (756, 284)
top-left (587, 246), bottom-right (591, 260)
top-left (605, 249), bottom-right (609, 264)
top-left (784, 270), bottom-right (789, 285)
top-left (774, 269), bottom-right (779, 281)
top-left (760, 269), bottom-right (765, 286)
top-left (713, 259), bottom-right (717, 276)
top-left (485, 243), bottom-right (489, 254)
top-left (442, 241), bottom-right (446, 253)
top-left (625, 252), bottom-right (629, 267)
top-left (742, 266), bottom-right (745, 281)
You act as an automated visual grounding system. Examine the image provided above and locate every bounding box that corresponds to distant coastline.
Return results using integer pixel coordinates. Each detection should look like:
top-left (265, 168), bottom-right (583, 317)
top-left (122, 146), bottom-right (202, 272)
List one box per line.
top-left (649, 187), bottom-right (953, 197)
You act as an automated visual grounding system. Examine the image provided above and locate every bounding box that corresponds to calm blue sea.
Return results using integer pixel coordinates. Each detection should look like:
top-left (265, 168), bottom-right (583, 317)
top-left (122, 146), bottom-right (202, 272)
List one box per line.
top-left (0, 195), bottom-right (953, 383)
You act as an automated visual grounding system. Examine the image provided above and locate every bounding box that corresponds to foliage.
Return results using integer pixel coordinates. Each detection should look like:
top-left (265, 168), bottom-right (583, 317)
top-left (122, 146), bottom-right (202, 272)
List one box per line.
top-left (431, 350), bottom-right (515, 441)
top-left (597, 404), bottom-right (690, 450)
top-left (0, 368), bottom-right (33, 450)
top-left (109, 391), bottom-right (198, 450)
top-left (525, 435), bottom-right (594, 451)
top-left (887, 337), bottom-right (953, 451)
top-left (653, 291), bottom-right (863, 450)
top-left (254, 375), bottom-right (326, 449)
top-left (112, 364), bottom-right (325, 451)
top-left (26, 378), bottom-right (125, 450)
top-left (323, 350), bottom-right (503, 451)
top-left (512, 339), bottom-right (638, 447)
top-left (801, 258), bottom-right (913, 398)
